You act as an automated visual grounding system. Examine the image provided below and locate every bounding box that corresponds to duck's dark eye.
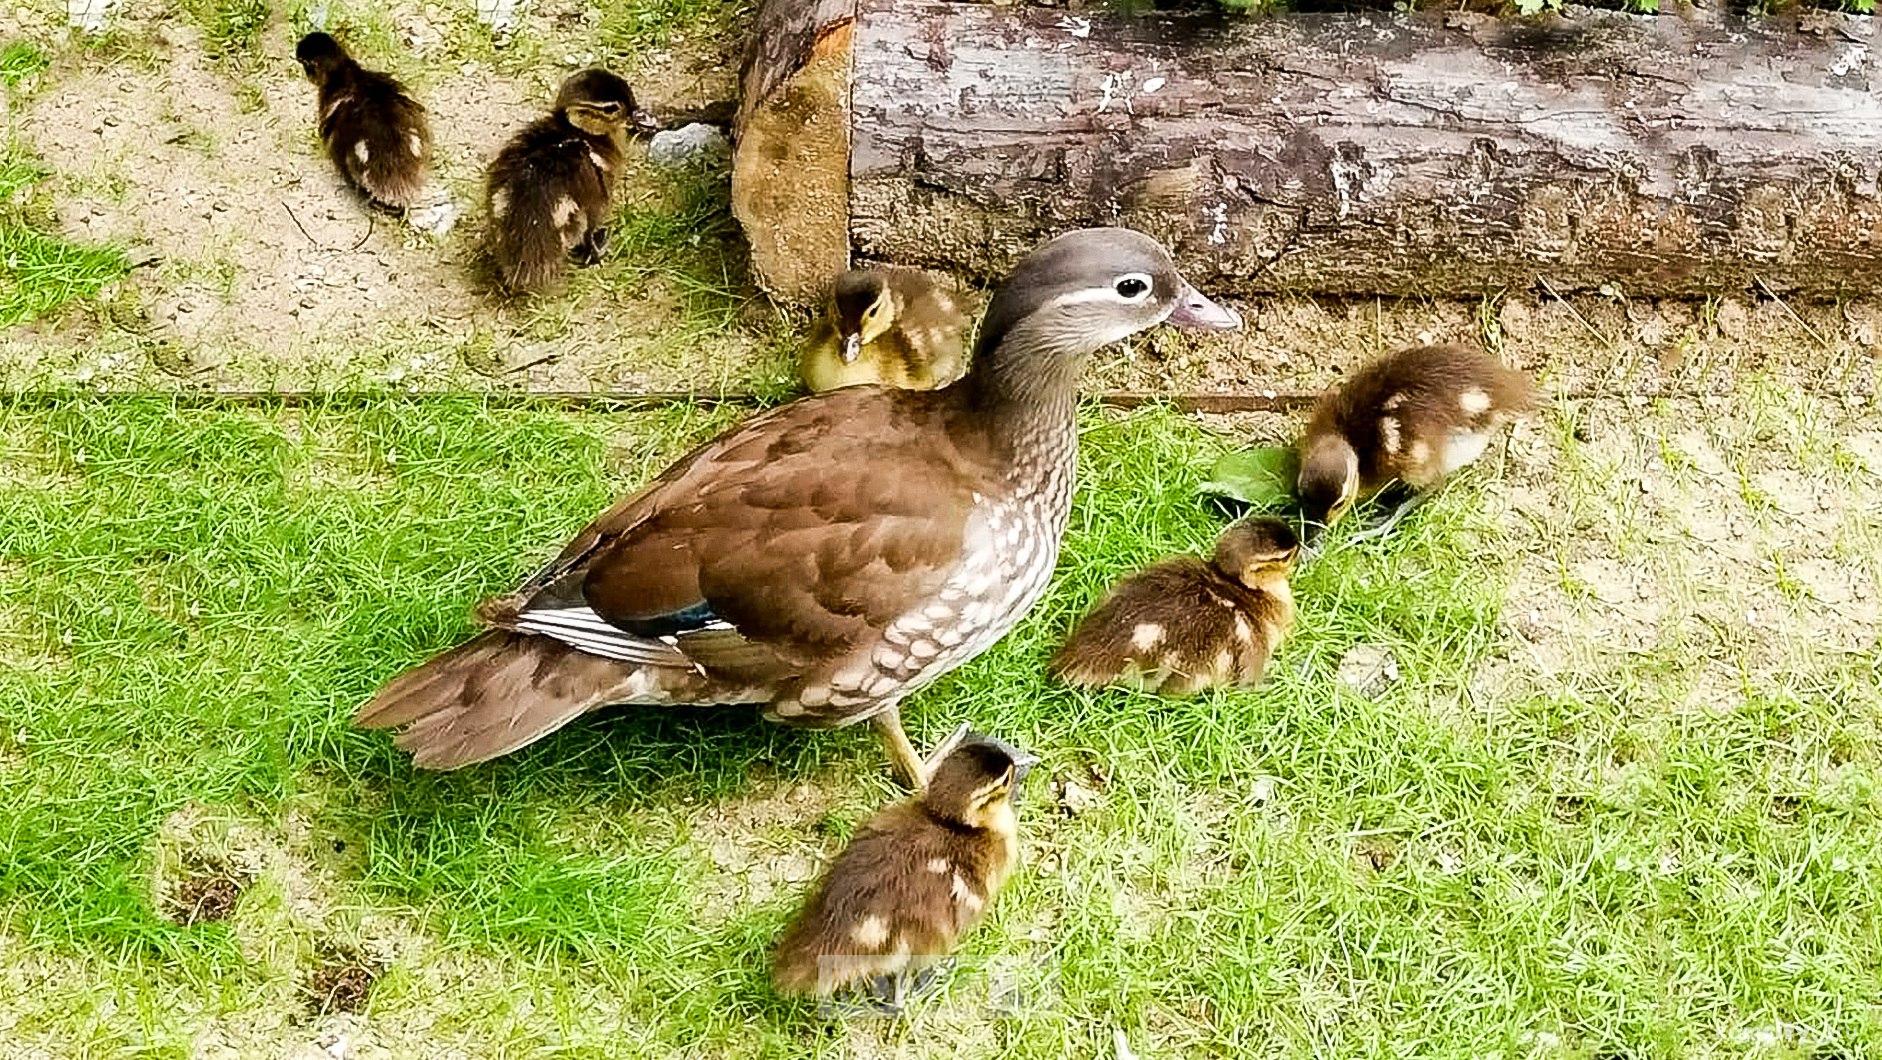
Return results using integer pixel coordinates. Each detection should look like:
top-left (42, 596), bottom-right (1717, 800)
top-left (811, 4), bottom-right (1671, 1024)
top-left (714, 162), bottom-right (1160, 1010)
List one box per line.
top-left (1114, 276), bottom-right (1150, 299)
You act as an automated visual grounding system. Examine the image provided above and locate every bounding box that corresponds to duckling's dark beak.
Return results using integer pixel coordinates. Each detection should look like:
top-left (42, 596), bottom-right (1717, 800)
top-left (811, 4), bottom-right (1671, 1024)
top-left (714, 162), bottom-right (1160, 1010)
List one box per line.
top-left (1165, 282), bottom-right (1241, 331)
top-left (984, 735), bottom-right (1041, 787)
top-left (632, 108), bottom-right (661, 136)
top-left (839, 332), bottom-right (864, 365)
top-left (1296, 514), bottom-right (1330, 561)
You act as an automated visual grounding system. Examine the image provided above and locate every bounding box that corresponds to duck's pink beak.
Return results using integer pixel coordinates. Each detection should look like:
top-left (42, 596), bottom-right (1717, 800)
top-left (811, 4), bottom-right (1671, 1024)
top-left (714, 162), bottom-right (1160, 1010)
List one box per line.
top-left (1166, 282), bottom-right (1242, 331)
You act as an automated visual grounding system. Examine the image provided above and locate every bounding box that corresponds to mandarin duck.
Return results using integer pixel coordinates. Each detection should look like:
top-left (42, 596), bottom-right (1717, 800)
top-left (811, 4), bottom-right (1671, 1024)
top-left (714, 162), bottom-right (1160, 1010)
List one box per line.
top-left (485, 69), bottom-right (653, 294)
top-left (295, 32), bottom-right (430, 212)
top-left (356, 228), bottom-right (1240, 786)
top-left (1052, 517), bottom-right (1298, 694)
top-left (1297, 343), bottom-right (1534, 542)
top-left (799, 268), bottom-right (969, 393)
top-left (773, 735), bottom-right (1036, 1009)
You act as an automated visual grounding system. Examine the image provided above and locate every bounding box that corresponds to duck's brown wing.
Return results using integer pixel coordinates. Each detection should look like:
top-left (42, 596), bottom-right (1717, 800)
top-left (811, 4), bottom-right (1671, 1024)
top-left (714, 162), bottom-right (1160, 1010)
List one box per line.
top-left (503, 387), bottom-right (978, 700)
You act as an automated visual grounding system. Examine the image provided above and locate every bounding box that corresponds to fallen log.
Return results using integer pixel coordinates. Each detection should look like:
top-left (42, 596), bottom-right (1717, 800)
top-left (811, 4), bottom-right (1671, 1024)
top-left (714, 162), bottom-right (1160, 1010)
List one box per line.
top-left (733, 0), bottom-right (1882, 304)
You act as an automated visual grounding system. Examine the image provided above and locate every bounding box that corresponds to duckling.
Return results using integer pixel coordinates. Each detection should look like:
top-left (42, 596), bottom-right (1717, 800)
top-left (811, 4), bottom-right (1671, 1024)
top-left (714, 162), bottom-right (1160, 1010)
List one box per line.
top-left (799, 268), bottom-right (970, 392)
top-left (1051, 517), bottom-right (1298, 695)
top-left (1297, 343), bottom-right (1534, 540)
top-left (485, 69), bottom-right (647, 294)
top-left (295, 32), bottom-right (430, 212)
top-left (773, 735), bottom-right (1037, 1009)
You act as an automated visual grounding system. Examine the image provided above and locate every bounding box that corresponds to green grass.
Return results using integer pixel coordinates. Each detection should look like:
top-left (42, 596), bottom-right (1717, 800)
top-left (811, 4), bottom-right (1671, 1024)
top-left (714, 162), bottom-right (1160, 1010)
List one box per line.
top-left (1, 395), bottom-right (1877, 1056)
top-left (0, 148), bottom-right (131, 330)
top-left (0, 40), bottom-right (50, 90)
top-left (181, 0), bottom-right (273, 62)
top-left (594, 0), bottom-right (752, 60)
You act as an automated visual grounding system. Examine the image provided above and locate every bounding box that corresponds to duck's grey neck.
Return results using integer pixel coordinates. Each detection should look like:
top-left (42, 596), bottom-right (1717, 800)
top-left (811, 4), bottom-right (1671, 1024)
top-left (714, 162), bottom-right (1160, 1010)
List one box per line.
top-left (963, 319), bottom-right (1086, 465)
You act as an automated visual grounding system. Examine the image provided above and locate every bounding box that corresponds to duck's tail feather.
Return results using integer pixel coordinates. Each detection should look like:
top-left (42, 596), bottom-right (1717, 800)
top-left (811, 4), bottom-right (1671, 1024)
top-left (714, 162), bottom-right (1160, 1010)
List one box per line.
top-left (356, 630), bottom-right (658, 769)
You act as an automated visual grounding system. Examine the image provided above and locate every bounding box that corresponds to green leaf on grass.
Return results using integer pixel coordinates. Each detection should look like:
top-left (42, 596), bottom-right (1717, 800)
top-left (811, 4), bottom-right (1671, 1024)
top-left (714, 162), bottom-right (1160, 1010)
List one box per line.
top-left (1199, 446), bottom-right (1298, 509)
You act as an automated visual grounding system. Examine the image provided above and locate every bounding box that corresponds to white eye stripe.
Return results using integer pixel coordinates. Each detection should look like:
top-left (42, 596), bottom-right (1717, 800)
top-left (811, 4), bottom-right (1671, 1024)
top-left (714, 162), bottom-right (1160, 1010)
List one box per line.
top-left (1039, 274), bottom-right (1161, 312)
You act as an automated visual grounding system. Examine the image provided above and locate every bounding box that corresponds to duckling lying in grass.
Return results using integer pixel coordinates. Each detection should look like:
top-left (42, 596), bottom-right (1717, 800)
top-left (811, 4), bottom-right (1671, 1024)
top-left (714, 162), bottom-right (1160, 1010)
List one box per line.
top-left (773, 735), bottom-right (1035, 1011)
top-left (1052, 517), bottom-right (1298, 695)
top-left (799, 268), bottom-right (969, 392)
top-left (295, 32), bottom-right (430, 212)
top-left (485, 69), bottom-right (649, 294)
top-left (1297, 343), bottom-right (1534, 542)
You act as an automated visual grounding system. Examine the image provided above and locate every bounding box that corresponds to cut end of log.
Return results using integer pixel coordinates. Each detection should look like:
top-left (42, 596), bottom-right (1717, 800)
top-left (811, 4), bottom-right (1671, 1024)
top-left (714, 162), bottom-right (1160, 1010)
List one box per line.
top-left (732, 0), bottom-right (858, 306)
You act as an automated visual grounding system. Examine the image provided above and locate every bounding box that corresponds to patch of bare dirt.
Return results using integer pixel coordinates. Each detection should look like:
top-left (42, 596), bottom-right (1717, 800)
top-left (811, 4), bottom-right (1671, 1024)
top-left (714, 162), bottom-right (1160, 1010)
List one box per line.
top-left (304, 943), bottom-right (381, 1016)
top-left (1349, 835), bottom-right (1399, 876)
top-left (685, 771), bottom-right (851, 925)
top-left (1481, 389), bottom-right (1880, 724)
top-left (153, 805), bottom-right (273, 926)
top-left (10, 2), bottom-right (770, 391)
top-left (162, 852), bottom-right (253, 926)
top-left (1089, 288), bottom-right (1880, 409)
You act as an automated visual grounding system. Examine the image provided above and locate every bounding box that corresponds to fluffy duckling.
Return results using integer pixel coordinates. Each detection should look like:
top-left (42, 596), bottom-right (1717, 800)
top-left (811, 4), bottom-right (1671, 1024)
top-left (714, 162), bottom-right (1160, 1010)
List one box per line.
top-left (485, 69), bottom-right (647, 294)
top-left (1297, 343), bottom-right (1534, 539)
top-left (295, 32), bottom-right (430, 211)
top-left (799, 268), bottom-right (969, 392)
top-left (773, 736), bottom-right (1036, 1008)
top-left (1051, 518), bottom-right (1298, 695)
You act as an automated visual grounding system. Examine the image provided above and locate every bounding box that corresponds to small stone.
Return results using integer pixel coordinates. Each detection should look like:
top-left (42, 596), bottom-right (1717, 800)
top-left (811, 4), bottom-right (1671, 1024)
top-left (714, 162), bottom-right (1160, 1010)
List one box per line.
top-left (1336, 643), bottom-right (1400, 698)
top-left (1054, 777), bottom-right (1101, 817)
top-left (1498, 297), bottom-right (1534, 338)
top-left (406, 200), bottom-right (460, 237)
top-left (1635, 313), bottom-right (1667, 347)
top-left (646, 123), bottom-right (730, 169)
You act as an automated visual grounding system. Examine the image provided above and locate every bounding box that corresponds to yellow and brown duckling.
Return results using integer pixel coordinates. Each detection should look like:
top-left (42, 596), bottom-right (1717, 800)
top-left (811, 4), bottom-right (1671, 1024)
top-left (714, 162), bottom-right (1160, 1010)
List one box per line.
top-left (295, 32), bottom-right (430, 211)
top-left (485, 68), bottom-right (652, 294)
top-left (1297, 343), bottom-right (1535, 540)
top-left (773, 735), bottom-right (1036, 1009)
top-left (799, 268), bottom-right (969, 392)
top-left (1051, 517), bottom-right (1298, 695)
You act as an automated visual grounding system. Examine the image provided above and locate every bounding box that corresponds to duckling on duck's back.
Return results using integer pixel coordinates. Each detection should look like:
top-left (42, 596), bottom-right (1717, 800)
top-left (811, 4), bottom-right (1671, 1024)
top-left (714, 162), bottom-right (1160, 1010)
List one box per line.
top-left (800, 268), bottom-right (969, 392)
top-left (773, 736), bottom-right (1037, 1005)
top-left (1052, 517), bottom-right (1299, 695)
top-left (295, 32), bottom-right (430, 211)
top-left (485, 68), bottom-right (649, 294)
top-left (1297, 343), bottom-right (1535, 535)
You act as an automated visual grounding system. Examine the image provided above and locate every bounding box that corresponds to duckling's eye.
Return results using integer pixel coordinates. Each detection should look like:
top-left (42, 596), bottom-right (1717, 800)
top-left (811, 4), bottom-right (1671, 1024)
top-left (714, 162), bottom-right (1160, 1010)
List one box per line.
top-left (1113, 275), bottom-right (1152, 301)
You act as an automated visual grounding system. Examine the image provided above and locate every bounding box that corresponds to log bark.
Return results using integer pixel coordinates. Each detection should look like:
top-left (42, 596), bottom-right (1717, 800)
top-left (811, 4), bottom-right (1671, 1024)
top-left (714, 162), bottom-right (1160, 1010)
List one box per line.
top-left (731, 0), bottom-right (858, 304)
top-left (736, 0), bottom-right (1882, 303)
